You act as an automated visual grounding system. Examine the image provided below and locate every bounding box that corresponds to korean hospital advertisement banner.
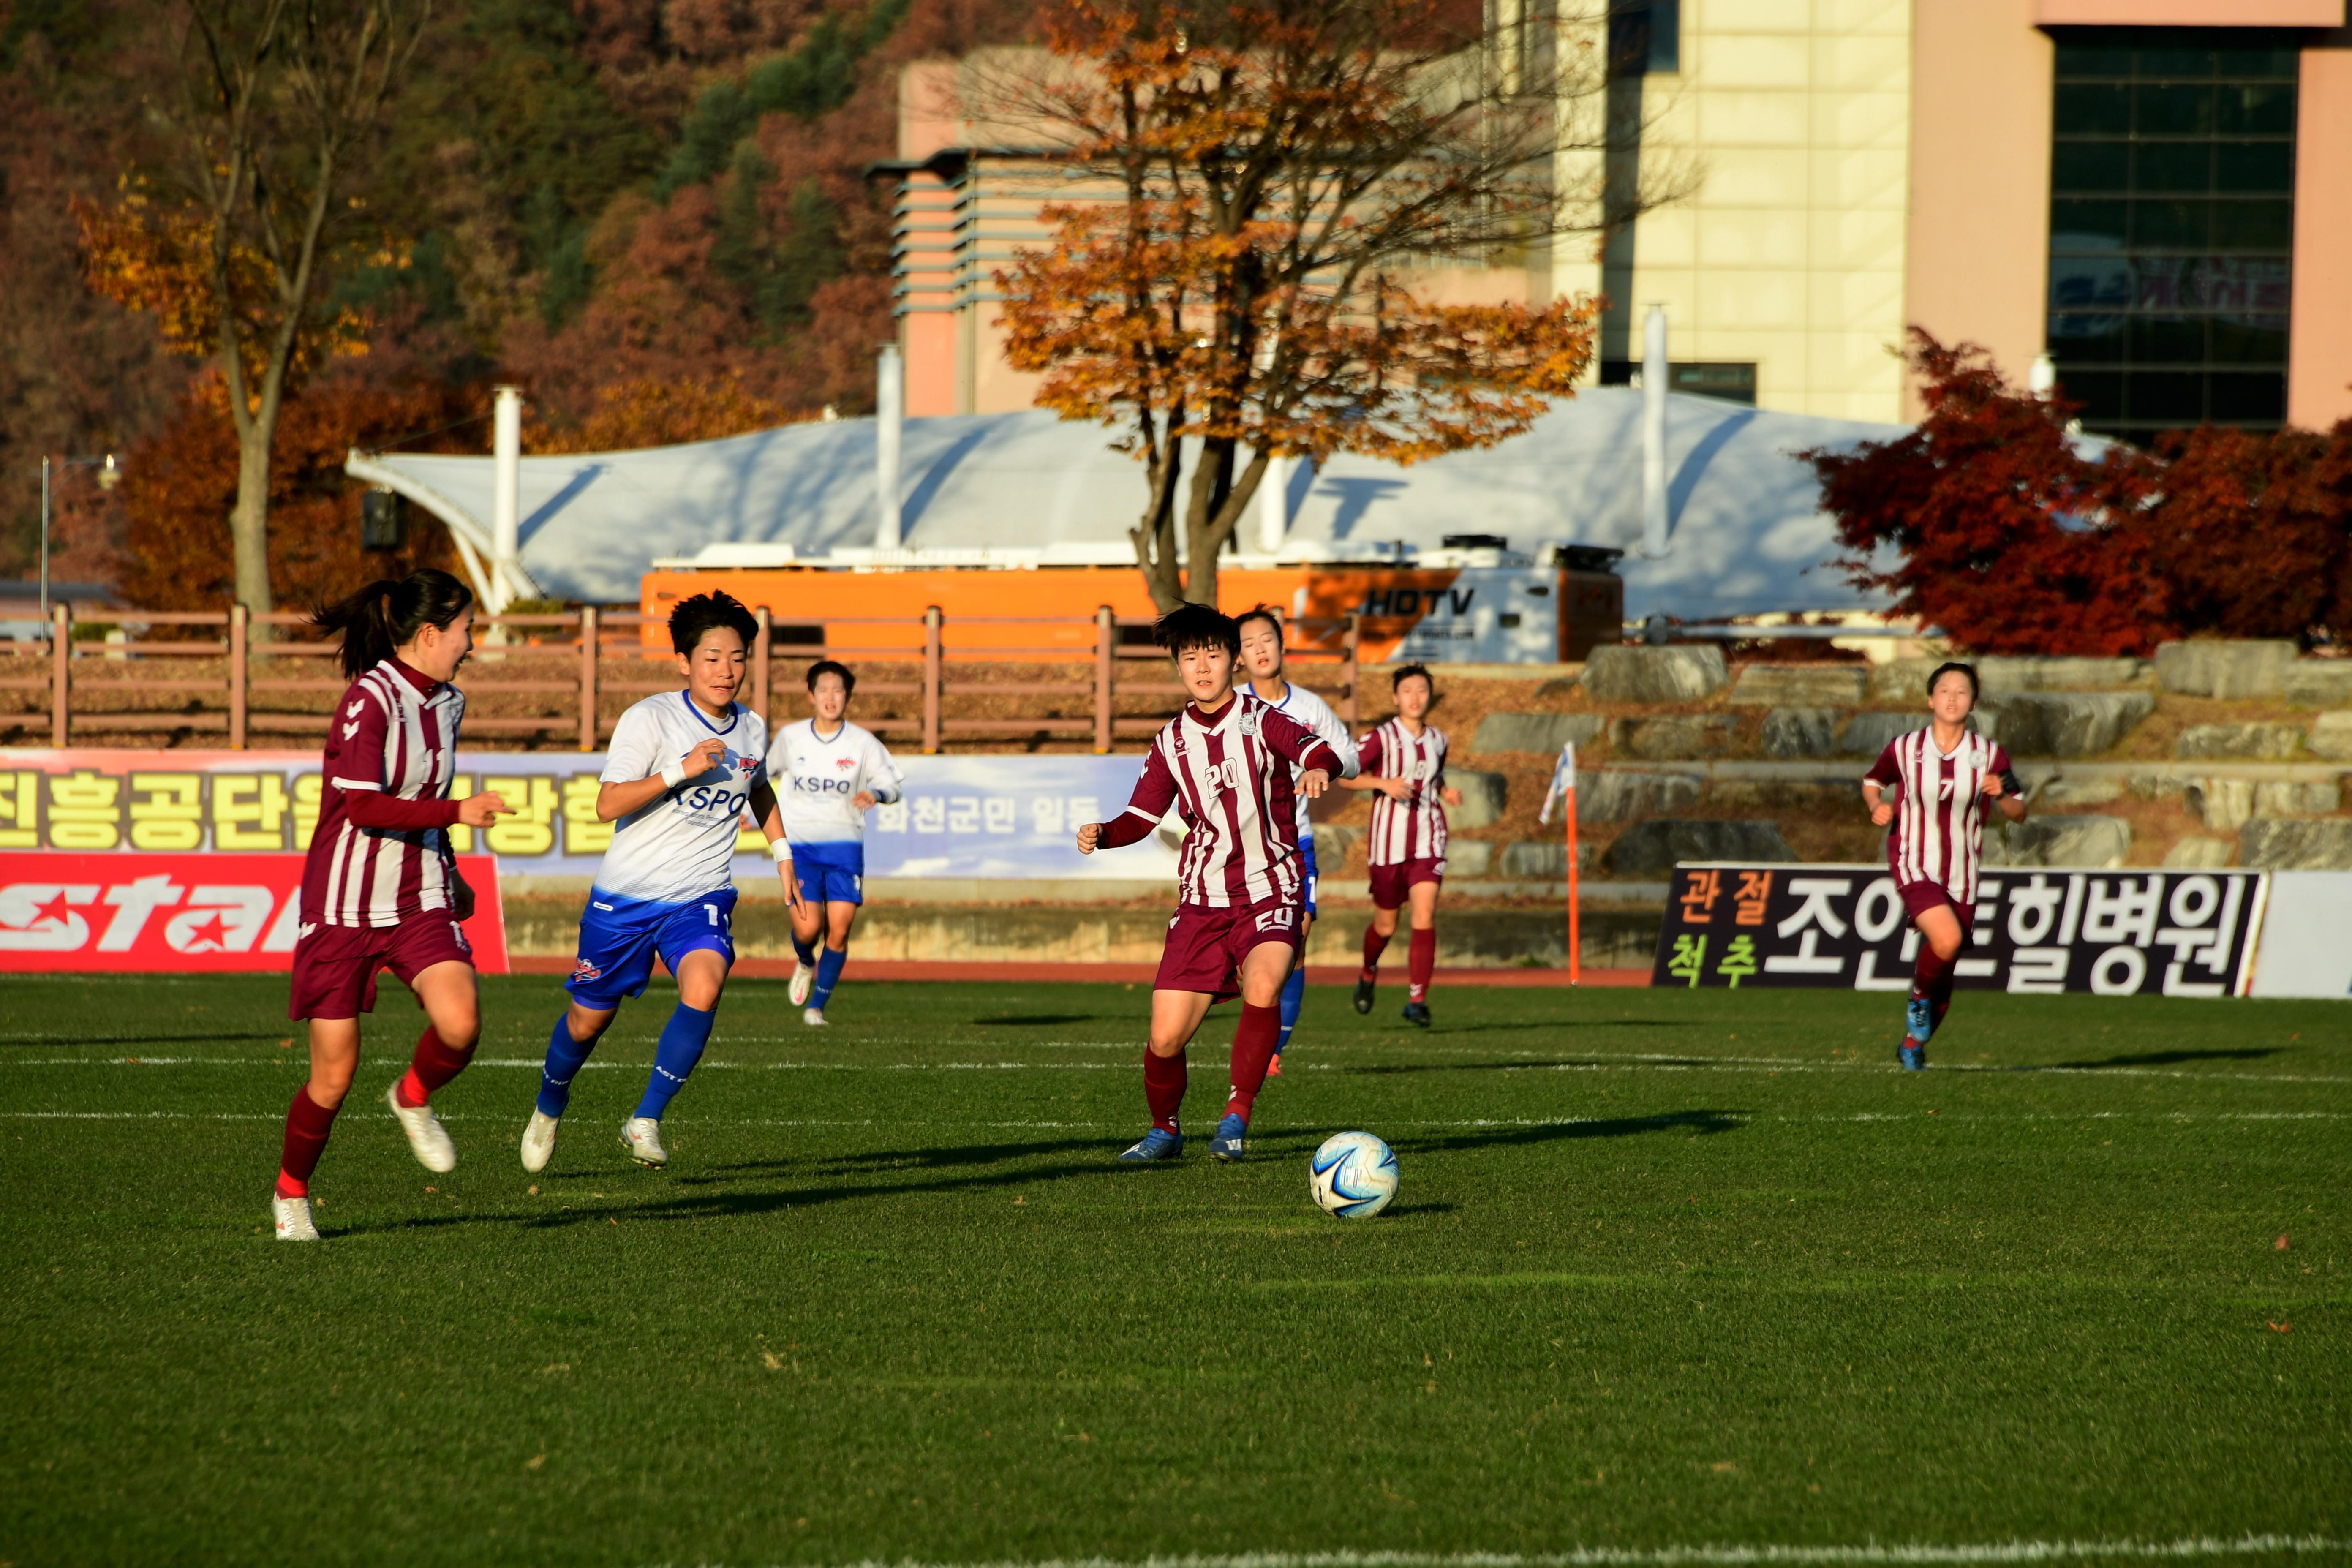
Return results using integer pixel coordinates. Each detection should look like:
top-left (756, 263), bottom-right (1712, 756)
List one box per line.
top-left (1650, 862), bottom-right (2268, 999)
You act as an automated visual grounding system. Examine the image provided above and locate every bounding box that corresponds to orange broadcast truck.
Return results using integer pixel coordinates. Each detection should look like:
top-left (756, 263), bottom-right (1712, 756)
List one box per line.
top-left (639, 538), bottom-right (1624, 664)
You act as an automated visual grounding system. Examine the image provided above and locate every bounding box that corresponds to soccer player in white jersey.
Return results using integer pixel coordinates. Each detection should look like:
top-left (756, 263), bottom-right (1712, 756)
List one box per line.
top-left (1234, 606), bottom-right (1358, 1073)
top-left (520, 593), bottom-right (804, 1171)
top-left (1342, 664), bottom-right (1461, 1027)
top-left (1862, 661), bottom-right (2027, 1070)
top-left (1077, 604), bottom-right (1342, 1162)
top-left (770, 659), bottom-right (905, 1026)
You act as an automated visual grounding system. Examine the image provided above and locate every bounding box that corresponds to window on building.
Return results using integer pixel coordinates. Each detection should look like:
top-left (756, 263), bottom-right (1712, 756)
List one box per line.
top-left (1608, 0), bottom-right (1678, 77)
top-left (2046, 29), bottom-right (2298, 440)
top-left (1599, 360), bottom-right (1755, 406)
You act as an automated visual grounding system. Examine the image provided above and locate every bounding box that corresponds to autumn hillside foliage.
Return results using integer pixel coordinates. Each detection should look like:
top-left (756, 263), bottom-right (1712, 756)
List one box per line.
top-left (1809, 330), bottom-right (2352, 656)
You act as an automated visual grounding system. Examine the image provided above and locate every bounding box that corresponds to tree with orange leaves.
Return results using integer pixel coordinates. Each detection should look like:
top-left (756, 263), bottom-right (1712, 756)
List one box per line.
top-left (992, 0), bottom-right (1664, 610)
top-left (78, 0), bottom-right (432, 621)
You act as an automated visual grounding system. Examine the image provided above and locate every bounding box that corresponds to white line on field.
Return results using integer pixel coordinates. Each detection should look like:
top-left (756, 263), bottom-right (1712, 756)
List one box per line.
top-left (681, 1537), bottom-right (2350, 1568)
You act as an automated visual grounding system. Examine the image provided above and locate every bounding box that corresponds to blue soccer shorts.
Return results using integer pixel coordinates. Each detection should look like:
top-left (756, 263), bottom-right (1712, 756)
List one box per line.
top-left (1298, 837), bottom-right (1320, 917)
top-left (793, 849), bottom-right (865, 906)
top-left (566, 887), bottom-right (738, 1009)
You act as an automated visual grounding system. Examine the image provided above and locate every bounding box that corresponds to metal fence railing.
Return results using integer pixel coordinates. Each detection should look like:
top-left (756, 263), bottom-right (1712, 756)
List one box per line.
top-left (2, 604), bottom-right (1364, 754)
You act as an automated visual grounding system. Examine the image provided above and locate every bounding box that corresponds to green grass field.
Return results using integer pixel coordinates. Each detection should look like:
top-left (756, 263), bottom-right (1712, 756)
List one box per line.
top-left (1, 973), bottom-right (2346, 1568)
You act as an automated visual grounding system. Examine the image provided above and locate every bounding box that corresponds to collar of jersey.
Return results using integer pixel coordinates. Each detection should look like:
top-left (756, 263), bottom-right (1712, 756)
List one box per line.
top-left (1186, 694), bottom-right (1244, 731)
top-left (807, 718), bottom-right (848, 743)
top-left (384, 656), bottom-right (441, 697)
top-left (678, 690), bottom-right (740, 736)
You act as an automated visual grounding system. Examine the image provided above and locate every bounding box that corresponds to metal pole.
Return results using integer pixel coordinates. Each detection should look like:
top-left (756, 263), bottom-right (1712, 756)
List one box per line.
top-left (1640, 304), bottom-right (1670, 560)
top-left (492, 386), bottom-right (523, 611)
top-left (875, 345), bottom-right (903, 550)
top-left (39, 456), bottom-right (51, 625)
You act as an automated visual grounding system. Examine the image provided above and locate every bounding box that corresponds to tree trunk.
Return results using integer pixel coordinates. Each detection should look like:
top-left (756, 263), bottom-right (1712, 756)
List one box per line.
top-left (1181, 441), bottom-right (1273, 610)
top-left (1130, 412), bottom-right (1189, 613)
top-left (229, 413), bottom-right (278, 616)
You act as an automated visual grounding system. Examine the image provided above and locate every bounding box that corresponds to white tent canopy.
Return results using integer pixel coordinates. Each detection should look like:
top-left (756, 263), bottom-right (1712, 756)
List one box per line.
top-left (346, 387), bottom-right (1906, 621)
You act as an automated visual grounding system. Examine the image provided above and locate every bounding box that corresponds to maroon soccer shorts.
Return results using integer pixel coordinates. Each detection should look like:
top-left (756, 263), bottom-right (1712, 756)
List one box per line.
top-left (1154, 896), bottom-right (1306, 1000)
top-left (289, 914), bottom-right (474, 1021)
top-left (1367, 856), bottom-right (1446, 911)
top-left (1896, 879), bottom-right (1975, 936)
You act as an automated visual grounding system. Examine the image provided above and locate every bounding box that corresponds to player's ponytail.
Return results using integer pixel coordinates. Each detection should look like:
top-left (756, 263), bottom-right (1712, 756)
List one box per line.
top-left (312, 569), bottom-right (476, 678)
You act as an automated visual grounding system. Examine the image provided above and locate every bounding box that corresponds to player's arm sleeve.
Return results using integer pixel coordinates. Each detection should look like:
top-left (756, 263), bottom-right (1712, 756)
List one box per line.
top-left (1093, 748), bottom-right (1178, 849)
top-left (600, 707), bottom-right (660, 784)
top-left (344, 790), bottom-right (463, 830)
top-left (1356, 730), bottom-right (1385, 776)
top-left (1863, 741), bottom-right (1902, 788)
top-left (864, 737), bottom-right (906, 804)
top-left (1261, 708), bottom-right (1339, 776)
top-left (1318, 708), bottom-right (1361, 778)
top-left (323, 685), bottom-right (390, 794)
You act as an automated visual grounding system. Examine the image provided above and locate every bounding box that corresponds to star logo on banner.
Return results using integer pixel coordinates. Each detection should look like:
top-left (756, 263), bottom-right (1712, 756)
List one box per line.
top-left (31, 890), bottom-right (76, 926)
top-left (181, 914), bottom-right (231, 952)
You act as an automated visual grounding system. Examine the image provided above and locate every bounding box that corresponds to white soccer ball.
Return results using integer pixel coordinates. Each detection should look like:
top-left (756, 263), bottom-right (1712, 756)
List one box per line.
top-left (1310, 1131), bottom-right (1399, 1219)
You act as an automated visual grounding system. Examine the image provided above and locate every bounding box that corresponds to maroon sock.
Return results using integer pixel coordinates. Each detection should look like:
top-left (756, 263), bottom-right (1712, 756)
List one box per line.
top-left (395, 1026), bottom-right (473, 1108)
top-left (1361, 925), bottom-right (1392, 979)
top-left (1407, 927), bottom-right (1437, 1002)
top-left (1143, 1048), bottom-right (1187, 1132)
top-left (1910, 942), bottom-right (1954, 1001)
top-left (1224, 1002), bottom-right (1283, 1122)
top-left (277, 1086), bottom-right (340, 1198)
top-left (1930, 971), bottom-right (1957, 1032)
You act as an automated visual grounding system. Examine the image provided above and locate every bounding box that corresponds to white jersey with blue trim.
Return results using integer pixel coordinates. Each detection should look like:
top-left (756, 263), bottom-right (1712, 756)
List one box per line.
top-left (592, 691), bottom-right (770, 905)
top-left (767, 718), bottom-right (904, 864)
top-left (1261, 680), bottom-right (1360, 836)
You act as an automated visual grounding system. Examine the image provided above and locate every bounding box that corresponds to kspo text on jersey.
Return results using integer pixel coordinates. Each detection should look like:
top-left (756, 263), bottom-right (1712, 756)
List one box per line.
top-left (677, 749), bottom-right (761, 816)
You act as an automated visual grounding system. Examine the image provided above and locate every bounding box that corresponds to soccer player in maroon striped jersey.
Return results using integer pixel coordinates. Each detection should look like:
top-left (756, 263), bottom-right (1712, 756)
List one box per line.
top-left (1342, 664), bottom-right (1462, 1027)
top-left (1862, 661), bottom-right (2028, 1070)
top-left (1076, 605), bottom-right (1342, 1162)
top-left (272, 571), bottom-right (513, 1241)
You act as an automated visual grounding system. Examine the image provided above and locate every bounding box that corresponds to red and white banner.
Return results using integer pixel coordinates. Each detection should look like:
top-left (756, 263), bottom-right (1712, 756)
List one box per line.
top-left (0, 852), bottom-right (507, 974)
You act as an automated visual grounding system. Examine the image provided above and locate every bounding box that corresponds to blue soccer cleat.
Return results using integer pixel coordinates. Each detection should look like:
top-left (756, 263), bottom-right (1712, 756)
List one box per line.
top-left (1210, 1112), bottom-right (1248, 1162)
top-left (1898, 1040), bottom-right (1927, 1072)
top-left (1119, 1126), bottom-right (1184, 1162)
top-left (1904, 995), bottom-right (1933, 1044)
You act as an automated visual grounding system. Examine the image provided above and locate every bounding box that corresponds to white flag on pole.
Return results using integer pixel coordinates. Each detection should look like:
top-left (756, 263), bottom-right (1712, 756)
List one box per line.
top-left (1538, 740), bottom-right (1577, 826)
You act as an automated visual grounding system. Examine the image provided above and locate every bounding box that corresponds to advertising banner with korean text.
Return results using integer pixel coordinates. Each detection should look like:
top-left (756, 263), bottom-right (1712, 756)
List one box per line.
top-left (0, 851), bottom-right (508, 972)
top-left (1649, 862), bottom-right (2267, 998)
top-left (0, 749), bottom-right (1176, 883)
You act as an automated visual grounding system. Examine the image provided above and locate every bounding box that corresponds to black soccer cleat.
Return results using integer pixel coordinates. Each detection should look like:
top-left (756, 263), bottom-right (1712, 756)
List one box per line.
top-left (1402, 1001), bottom-right (1431, 1028)
top-left (1352, 975), bottom-right (1376, 1015)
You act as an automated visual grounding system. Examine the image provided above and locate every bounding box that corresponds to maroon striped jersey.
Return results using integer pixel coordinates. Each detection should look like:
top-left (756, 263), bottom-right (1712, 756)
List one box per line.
top-left (299, 658), bottom-right (467, 930)
top-left (1864, 726), bottom-right (2016, 904)
top-left (1096, 694), bottom-right (1342, 907)
top-left (1358, 719), bottom-right (1449, 866)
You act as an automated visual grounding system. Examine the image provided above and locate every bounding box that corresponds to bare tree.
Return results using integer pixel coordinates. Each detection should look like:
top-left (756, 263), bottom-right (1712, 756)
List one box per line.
top-left (143, 0), bottom-right (433, 617)
top-left (988, 0), bottom-right (1687, 610)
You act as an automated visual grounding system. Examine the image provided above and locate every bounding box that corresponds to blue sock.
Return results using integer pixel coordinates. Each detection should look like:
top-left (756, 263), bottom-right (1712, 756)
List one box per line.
top-left (811, 946), bottom-right (848, 1011)
top-left (537, 1014), bottom-right (599, 1117)
top-left (1276, 965), bottom-right (1305, 1055)
top-left (633, 1002), bottom-right (716, 1121)
top-left (792, 931), bottom-right (817, 967)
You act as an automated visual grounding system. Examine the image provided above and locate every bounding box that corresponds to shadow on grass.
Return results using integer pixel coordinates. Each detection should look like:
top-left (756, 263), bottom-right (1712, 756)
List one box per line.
top-left (2044, 1046), bottom-right (2282, 1070)
top-left (1394, 1110), bottom-right (1744, 1154)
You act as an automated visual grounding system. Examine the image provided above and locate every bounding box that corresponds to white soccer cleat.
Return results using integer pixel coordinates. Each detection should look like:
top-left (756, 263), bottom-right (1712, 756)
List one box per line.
top-left (802, 1007), bottom-right (828, 1027)
top-left (621, 1116), bottom-right (669, 1167)
top-left (272, 1193), bottom-right (319, 1241)
top-left (386, 1080), bottom-right (457, 1173)
top-left (520, 1110), bottom-right (561, 1174)
top-left (789, 964), bottom-right (815, 1007)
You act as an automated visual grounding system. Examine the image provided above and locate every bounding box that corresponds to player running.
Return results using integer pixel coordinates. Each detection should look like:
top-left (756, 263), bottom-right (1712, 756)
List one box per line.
top-left (1342, 664), bottom-right (1461, 1027)
top-left (1862, 660), bottom-right (2027, 1070)
top-left (771, 659), bottom-right (904, 1026)
top-left (272, 570), bottom-right (511, 1242)
top-left (1077, 604), bottom-right (1343, 1162)
top-left (520, 592), bottom-right (803, 1172)
top-left (1235, 606), bottom-right (1358, 1074)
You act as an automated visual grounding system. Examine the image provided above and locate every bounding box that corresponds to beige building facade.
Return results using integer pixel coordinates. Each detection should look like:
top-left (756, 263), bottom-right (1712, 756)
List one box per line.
top-left (890, 2), bottom-right (2352, 435)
